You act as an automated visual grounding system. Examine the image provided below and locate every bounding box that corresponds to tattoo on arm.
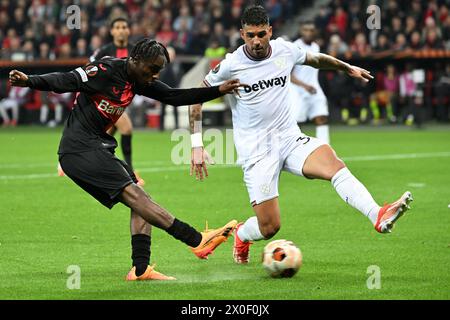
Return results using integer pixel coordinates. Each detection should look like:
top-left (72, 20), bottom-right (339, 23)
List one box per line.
top-left (189, 104), bottom-right (202, 133)
top-left (304, 52), bottom-right (350, 72)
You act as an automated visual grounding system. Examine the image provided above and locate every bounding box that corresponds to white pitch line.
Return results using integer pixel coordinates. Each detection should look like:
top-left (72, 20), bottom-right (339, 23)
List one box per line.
top-left (341, 151), bottom-right (450, 162)
top-left (0, 151), bottom-right (449, 181)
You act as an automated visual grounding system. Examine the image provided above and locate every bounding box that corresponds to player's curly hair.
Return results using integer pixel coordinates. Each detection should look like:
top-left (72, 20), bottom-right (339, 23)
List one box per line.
top-left (130, 38), bottom-right (171, 63)
top-left (241, 5), bottom-right (270, 27)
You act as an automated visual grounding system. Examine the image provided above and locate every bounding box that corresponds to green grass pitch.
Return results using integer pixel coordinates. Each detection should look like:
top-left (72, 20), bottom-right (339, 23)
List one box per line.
top-left (0, 126), bottom-right (449, 300)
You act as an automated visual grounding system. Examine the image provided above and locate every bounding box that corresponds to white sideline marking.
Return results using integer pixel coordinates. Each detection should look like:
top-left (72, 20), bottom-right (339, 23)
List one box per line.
top-left (407, 183), bottom-right (426, 188)
top-left (0, 151), bottom-right (449, 181)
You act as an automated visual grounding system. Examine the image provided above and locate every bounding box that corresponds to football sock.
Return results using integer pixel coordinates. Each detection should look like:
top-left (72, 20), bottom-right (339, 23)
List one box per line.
top-left (316, 125), bottom-right (330, 144)
top-left (331, 167), bottom-right (380, 225)
top-left (237, 216), bottom-right (265, 242)
top-left (121, 134), bottom-right (133, 170)
top-left (166, 218), bottom-right (202, 248)
top-left (131, 234), bottom-right (151, 277)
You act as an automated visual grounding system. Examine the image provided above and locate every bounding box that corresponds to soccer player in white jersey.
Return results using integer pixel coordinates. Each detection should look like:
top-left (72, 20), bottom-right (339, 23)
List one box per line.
top-left (290, 21), bottom-right (330, 144)
top-left (189, 5), bottom-right (413, 264)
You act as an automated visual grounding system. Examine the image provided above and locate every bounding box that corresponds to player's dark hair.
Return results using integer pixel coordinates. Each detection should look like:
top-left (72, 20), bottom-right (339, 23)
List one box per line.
top-left (241, 5), bottom-right (269, 27)
top-left (130, 38), bottom-right (170, 64)
top-left (110, 17), bottom-right (129, 29)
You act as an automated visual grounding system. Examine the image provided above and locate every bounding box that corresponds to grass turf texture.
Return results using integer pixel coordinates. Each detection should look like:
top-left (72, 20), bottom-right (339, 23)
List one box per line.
top-left (0, 126), bottom-right (449, 300)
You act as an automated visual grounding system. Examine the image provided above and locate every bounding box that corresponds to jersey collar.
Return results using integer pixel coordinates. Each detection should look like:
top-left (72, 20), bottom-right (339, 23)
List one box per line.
top-left (243, 45), bottom-right (272, 61)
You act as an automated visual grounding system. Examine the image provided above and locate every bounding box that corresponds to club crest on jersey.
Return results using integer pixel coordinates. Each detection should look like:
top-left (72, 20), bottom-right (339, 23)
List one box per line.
top-left (212, 63), bottom-right (221, 74)
top-left (243, 75), bottom-right (287, 93)
top-left (274, 57), bottom-right (287, 69)
top-left (85, 65), bottom-right (98, 77)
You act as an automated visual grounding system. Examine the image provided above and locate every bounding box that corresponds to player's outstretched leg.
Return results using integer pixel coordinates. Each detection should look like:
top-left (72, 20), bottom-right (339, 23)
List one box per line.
top-left (303, 144), bottom-right (413, 233)
top-left (120, 184), bottom-right (237, 263)
top-left (233, 198), bottom-right (280, 264)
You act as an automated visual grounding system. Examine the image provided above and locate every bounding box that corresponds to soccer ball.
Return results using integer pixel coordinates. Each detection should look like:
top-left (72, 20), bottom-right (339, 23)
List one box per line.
top-left (262, 239), bottom-right (302, 278)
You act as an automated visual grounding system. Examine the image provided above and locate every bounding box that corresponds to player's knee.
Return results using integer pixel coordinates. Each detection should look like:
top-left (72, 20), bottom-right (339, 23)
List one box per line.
top-left (327, 158), bottom-right (346, 180)
top-left (260, 222), bottom-right (280, 239)
top-left (120, 127), bottom-right (132, 135)
top-left (122, 184), bottom-right (148, 206)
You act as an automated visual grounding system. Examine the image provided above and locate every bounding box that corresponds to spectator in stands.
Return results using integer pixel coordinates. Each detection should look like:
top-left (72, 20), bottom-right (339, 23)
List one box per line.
top-left (12, 7), bottom-right (26, 36)
top-left (172, 18), bottom-right (192, 54)
top-left (41, 23), bottom-right (56, 48)
top-left (22, 40), bottom-right (35, 61)
top-left (314, 5), bottom-right (330, 38)
top-left (409, 31), bottom-right (423, 50)
top-left (327, 34), bottom-right (349, 58)
top-left (89, 35), bottom-right (103, 56)
top-left (156, 20), bottom-right (176, 48)
top-left (383, 64), bottom-right (400, 122)
top-left (374, 33), bottom-right (391, 52)
top-left (0, 86), bottom-right (29, 127)
top-left (393, 33), bottom-right (408, 51)
top-left (213, 22), bottom-right (230, 48)
top-left (38, 42), bottom-right (54, 60)
top-left (351, 32), bottom-right (371, 57)
top-left (58, 43), bottom-right (72, 59)
top-left (444, 15), bottom-right (450, 49)
top-left (405, 16), bottom-right (417, 40)
top-left (424, 28), bottom-right (445, 49)
top-left (74, 38), bottom-right (89, 57)
top-left (188, 22), bottom-right (211, 55)
top-left (399, 63), bottom-right (424, 127)
top-left (173, 5), bottom-right (193, 32)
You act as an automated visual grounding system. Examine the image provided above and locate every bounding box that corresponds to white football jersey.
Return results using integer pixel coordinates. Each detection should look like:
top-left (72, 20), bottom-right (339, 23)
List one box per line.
top-left (204, 37), bottom-right (307, 164)
top-left (290, 39), bottom-right (325, 96)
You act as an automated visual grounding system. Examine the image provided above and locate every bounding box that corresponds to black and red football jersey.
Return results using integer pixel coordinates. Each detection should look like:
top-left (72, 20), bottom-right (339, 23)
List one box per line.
top-left (27, 57), bottom-right (222, 154)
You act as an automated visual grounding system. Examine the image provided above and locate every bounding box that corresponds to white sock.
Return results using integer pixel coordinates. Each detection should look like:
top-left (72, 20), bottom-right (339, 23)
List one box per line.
top-left (331, 167), bottom-right (380, 225)
top-left (316, 124), bottom-right (330, 144)
top-left (237, 216), bottom-right (265, 242)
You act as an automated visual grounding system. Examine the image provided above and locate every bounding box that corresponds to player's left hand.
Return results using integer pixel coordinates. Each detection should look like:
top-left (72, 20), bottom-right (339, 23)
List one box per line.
top-left (346, 65), bottom-right (374, 83)
top-left (190, 147), bottom-right (215, 181)
top-left (9, 70), bottom-right (29, 87)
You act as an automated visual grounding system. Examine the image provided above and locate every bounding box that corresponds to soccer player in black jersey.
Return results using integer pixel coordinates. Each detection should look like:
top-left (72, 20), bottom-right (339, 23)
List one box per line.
top-left (9, 39), bottom-right (242, 280)
top-left (90, 17), bottom-right (144, 185)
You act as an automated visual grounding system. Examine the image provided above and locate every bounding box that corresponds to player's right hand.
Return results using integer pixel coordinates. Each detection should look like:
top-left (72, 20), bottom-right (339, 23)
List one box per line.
top-left (218, 79), bottom-right (247, 97)
top-left (9, 70), bottom-right (29, 87)
top-left (190, 147), bottom-right (215, 181)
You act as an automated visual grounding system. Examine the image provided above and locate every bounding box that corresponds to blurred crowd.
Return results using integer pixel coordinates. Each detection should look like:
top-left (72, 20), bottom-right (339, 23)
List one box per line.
top-left (0, 0), bottom-right (449, 127)
top-left (305, 0), bottom-right (450, 126)
top-left (309, 0), bottom-right (450, 58)
top-left (0, 0), bottom-right (299, 60)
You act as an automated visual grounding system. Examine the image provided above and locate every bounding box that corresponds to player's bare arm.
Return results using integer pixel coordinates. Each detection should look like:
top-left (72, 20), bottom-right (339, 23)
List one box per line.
top-left (188, 81), bottom-right (246, 181)
top-left (303, 51), bottom-right (374, 82)
top-left (189, 82), bottom-right (213, 181)
top-left (290, 72), bottom-right (317, 94)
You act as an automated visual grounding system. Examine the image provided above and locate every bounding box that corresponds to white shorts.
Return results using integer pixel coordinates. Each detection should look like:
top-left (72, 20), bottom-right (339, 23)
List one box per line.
top-left (242, 133), bottom-right (326, 205)
top-left (291, 90), bottom-right (329, 123)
